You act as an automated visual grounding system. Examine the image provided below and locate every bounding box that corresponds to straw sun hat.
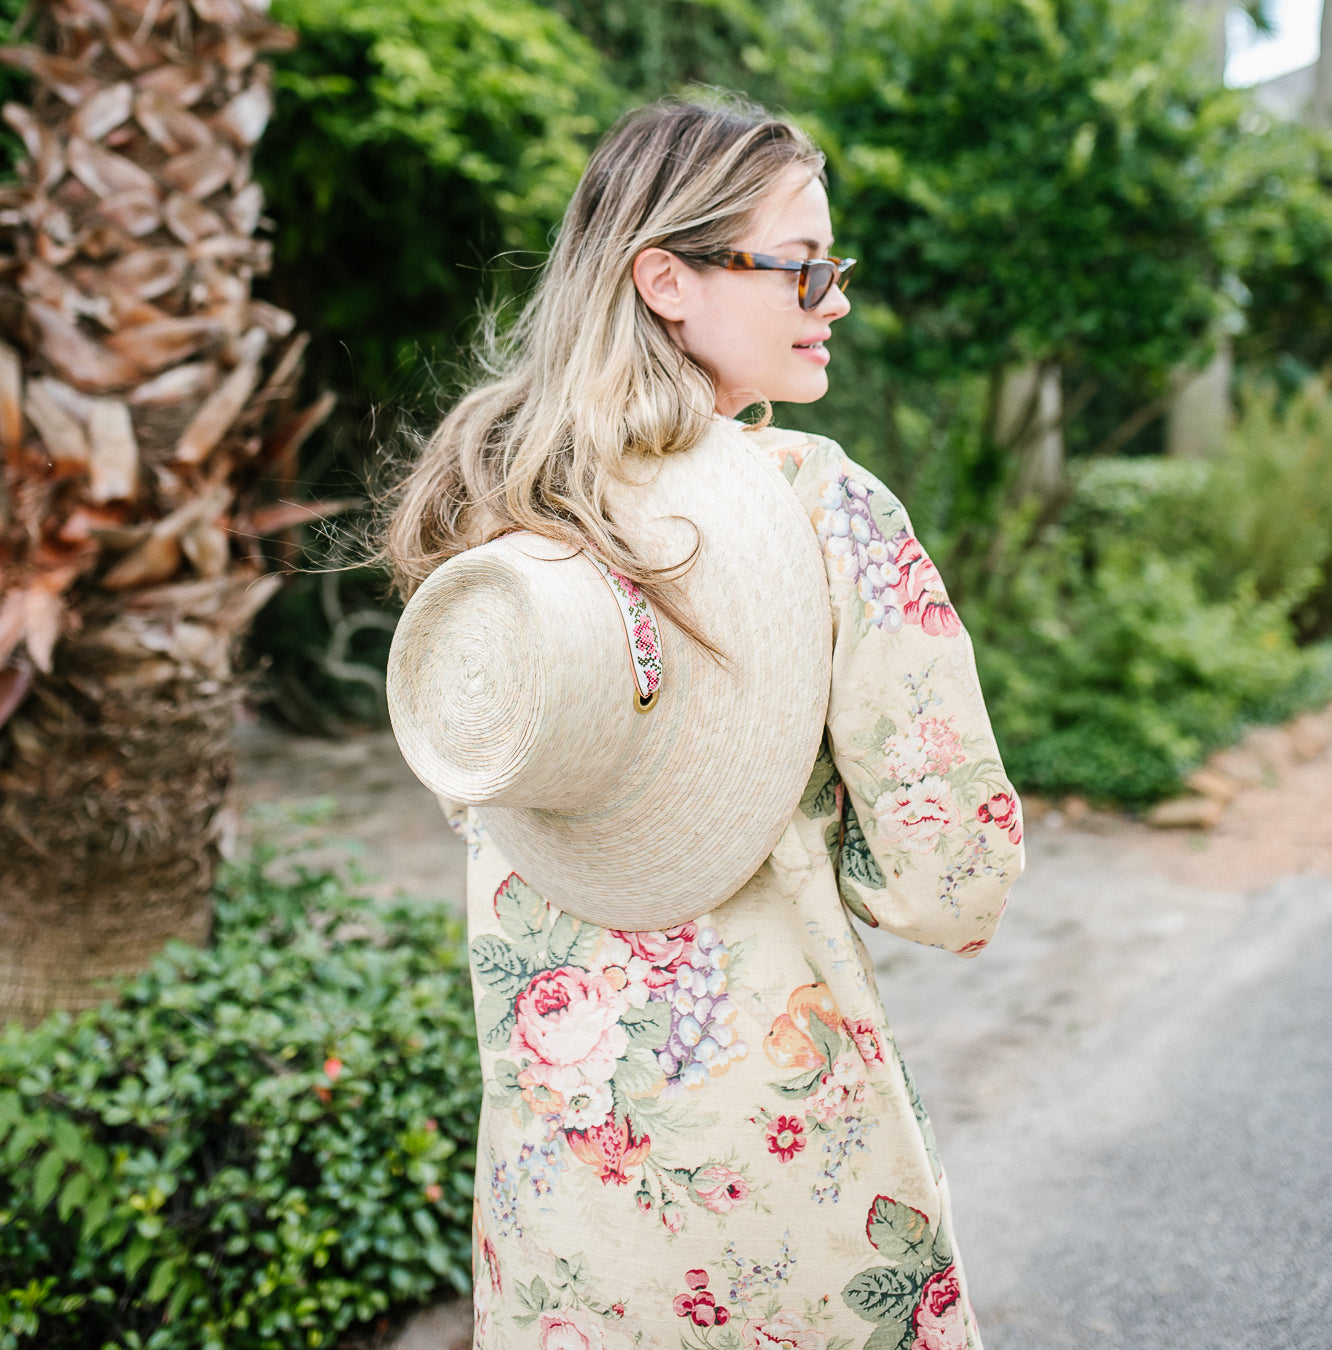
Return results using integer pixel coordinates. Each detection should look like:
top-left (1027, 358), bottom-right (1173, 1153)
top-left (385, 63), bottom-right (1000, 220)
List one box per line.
top-left (386, 419), bottom-right (832, 930)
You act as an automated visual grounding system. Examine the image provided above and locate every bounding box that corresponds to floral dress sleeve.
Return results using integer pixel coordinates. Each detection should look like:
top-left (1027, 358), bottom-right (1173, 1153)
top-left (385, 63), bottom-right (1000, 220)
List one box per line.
top-left (756, 428), bottom-right (1024, 955)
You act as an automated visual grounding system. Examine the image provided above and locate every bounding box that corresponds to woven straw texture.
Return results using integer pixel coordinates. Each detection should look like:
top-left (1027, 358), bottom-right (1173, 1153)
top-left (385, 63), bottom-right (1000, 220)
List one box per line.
top-left (386, 420), bottom-right (831, 928)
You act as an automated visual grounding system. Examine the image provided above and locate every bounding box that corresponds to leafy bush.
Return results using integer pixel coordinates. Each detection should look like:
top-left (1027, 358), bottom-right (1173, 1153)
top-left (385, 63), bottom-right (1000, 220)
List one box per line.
top-left (257, 0), bottom-right (614, 411)
top-left (965, 381), bottom-right (1332, 803)
top-left (809, 0), bottom-right (1235, 388)
top-left (0, 856), bottom-right (481, 1350)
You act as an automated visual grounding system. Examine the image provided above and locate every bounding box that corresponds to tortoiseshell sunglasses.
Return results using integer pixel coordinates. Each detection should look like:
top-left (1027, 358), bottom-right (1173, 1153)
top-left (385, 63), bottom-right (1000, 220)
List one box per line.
top-left (675, 249), bottom-right (857, 310)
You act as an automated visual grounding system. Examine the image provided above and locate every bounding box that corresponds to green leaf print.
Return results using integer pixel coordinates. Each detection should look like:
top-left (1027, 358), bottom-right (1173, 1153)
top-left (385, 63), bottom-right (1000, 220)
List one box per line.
top-left (611, 1047), bottom-right (662, 1097)
top-left (769, 1064), bottom-right (825, 1099)
top-left (470, 934), bottom-right (530, 999)
top-left (799, 743), bottom-right (839, 819)
top-left (494, 872), bottom-right (549, 943)
top-left (863, 1317), bottom-right (914, 1350)
top-left (621, 1002), bottom-right (672, 1047)
top-left (841, 802), bottom-right (886, 889)
top-left (514, 1274), bottom-right (553, 1312)
top-left (476, 991), bottom-right (517, 1052)
top-left (491, 1058), bottom-right (522, 1107)
top-left (805, 1010), bottom-right (842, 1067)
top-left (842, 1264), bottom-right (922, 1324)
top-left (865, 1195), bottom-right (936, 1266)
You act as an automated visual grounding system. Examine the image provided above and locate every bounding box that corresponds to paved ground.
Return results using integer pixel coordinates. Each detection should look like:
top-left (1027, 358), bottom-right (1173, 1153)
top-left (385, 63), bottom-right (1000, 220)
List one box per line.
top-left (231, 716), bottom-right (1332, 1350)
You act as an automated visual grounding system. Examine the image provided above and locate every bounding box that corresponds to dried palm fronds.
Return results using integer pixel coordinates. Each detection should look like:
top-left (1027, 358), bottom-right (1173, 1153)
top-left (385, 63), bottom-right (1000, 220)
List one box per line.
top-left (0, 0), bottom-right (337, 1025)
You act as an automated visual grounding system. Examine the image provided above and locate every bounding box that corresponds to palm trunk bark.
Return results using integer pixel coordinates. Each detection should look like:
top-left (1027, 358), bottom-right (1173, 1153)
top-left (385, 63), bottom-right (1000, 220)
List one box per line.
top-left (0, 0), bottom-right (332, 1026)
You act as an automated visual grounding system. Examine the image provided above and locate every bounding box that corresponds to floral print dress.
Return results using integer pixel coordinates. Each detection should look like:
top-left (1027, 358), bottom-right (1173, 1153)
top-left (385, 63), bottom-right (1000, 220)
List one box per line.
top-left (456, 428), bottom-right (1024, 1350)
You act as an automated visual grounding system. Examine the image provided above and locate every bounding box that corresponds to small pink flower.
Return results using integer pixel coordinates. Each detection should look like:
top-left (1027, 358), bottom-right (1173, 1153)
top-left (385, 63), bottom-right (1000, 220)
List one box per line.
top-left (424, 1183), bottom-right (442, 1203)
top-left (323, 1057), bottom-right (343, 1082)
top-left (847, 1017), bottom-right (886, 1065)
top-left (742, 1309), bottom-right (828, 1349)
top-left (693, 1164), bottom-right (750, 1213)
top-left (660, 1202), bottom-right (684, 1233)
top-left (765, 1115), bottom-right (806, 1162)
top-left (977, 790), bottom-right (1023, 844)
top-left (537, 1308), bottom-right (604, 1350)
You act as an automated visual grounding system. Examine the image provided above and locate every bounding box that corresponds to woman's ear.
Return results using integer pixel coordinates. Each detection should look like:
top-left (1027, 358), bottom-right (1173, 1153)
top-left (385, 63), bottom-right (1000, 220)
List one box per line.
top-left (633, 247), bottom-right (692, 322)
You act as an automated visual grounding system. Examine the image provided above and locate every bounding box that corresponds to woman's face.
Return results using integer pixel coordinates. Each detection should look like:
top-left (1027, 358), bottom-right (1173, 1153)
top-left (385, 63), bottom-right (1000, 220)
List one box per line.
top-left (635, 165), bottom-right (851, 417)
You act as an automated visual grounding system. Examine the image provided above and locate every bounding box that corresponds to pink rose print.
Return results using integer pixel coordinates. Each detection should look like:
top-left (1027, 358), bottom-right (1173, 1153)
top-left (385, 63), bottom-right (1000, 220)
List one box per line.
top-left (609, 925), bottom-right (698, 989)
top-left (916, 717), bottom-right (966, 776)
top-left (537, 1307), bottom-right (605, 1350)
top-left (742, 1309), bottom-right (829, 1350)
top-left (846, 1016), bottom-right (886, 1066)
top-left (564, 1111), bottom-right (651, 1185)
top-left (765, 1115), bottom-right (806, 1162)
top-left (510, 967), bottom-right (628, 1097)
top-left (977, 790), bottom-right (1023, 845)
top-left (673, 1268), bottom-right (731, 1328)
top-left (692, 1163), bottom-right (750, 1212)
top-left (891, 532), bottom-right (961, 637)
top-left (910, 1266), bottom-right (968, 1350)
top-left (876, 777), bottom-right (960, 854)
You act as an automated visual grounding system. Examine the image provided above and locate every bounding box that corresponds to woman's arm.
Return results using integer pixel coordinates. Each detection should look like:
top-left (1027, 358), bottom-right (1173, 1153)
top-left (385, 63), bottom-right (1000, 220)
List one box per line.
top-left (765, 430), bottom-right (1024, 955)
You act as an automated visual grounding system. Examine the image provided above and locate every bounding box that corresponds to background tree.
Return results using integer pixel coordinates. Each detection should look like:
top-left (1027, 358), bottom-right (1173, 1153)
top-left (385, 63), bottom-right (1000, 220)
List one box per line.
top-left (0, 0), bottom-right (331, 1024)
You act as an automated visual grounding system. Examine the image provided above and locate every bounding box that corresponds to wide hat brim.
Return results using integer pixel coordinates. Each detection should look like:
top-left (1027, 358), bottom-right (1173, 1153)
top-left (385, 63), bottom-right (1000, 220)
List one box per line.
top-left (387, 420), bottom-right (831, 929)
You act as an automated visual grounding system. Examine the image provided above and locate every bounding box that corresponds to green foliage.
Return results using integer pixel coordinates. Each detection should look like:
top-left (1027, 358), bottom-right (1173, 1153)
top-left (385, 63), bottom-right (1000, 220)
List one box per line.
top-left (965, 381), bottom-right (1332, 804)
top-left (0, 856), bottom-right (481, 1350)
top-left (540, 0), bottom-right (778, 102)
top-left (258, 0), bottom-right (614, 407)
top-left (809, 0), bottom-right (1235, 386)
top-left (1226, 115), bottom-right (1332, 381)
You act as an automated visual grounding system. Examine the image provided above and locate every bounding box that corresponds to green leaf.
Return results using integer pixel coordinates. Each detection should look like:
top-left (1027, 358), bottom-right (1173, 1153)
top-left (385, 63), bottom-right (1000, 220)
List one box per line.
top-left (476, 993), bottom-right (517, 1052)
top-left (32, 1147), bottom-right (64, 1210)
top-left (492, 874), bottom-right (549, 943)
top-left (799, 745), bottom-right (839, 819)
top-left (469, 935), bottom-right (529, 999)
top-left (612, 1045), bottom-right (664, 1097)
top-left (864, 1314), bottom-right (915, 1349)
top-left (840, 803), bottom-right (886, 889)
top-left (145, 1257), bottom-right (178, 1304)
top-left (620, 1003), bottom-right (670, 1047)
top-left (57, 1171), bottom-right (90, 1223)
top-left (124, 1235), bottom-right (153, 1281)
top-left (841, 1264), bottom-right (923, 1324)
top-left (865, 1194), bottom-right (936, 1266)
top-left (546, 913), bottom-right (588, 967)
top-left (51, 1116), bottom-right (83, 1162)
top-left (769, 1065), bottom-right (824, 1099)
top-left (80, 1188), bottom-right (111, 1244)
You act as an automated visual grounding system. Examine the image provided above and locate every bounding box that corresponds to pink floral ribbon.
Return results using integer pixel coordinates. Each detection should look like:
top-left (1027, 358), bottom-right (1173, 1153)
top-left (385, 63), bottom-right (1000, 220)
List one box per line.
top-left (586, 554), bottom-right (664, 705)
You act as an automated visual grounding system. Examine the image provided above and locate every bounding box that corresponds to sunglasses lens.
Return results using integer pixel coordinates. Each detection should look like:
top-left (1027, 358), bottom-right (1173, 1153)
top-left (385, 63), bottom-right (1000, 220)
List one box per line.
top-left (802, 262), bottom-right (835, 311)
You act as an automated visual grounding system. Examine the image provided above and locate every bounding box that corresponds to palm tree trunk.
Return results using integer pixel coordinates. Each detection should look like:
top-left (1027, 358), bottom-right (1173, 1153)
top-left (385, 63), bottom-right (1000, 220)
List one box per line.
top-left (0, 0), bottom-right (331, 1026)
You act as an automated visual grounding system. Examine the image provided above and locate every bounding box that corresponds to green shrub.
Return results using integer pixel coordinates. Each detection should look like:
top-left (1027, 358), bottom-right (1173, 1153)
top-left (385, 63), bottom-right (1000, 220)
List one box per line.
top-left (966, 382), bottom-right (1332, 803)
top-left (0, 856), bottom-right (481, 1350)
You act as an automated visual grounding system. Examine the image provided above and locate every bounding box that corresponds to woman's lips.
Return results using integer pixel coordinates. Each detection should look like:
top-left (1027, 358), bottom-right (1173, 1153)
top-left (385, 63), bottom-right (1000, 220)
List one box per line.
top-left (793, 337), bottom-right (831, 367)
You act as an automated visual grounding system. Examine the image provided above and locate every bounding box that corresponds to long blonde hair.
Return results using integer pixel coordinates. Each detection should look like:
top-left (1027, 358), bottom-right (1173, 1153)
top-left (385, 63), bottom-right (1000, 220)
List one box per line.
top-left (382, 96), bottom-right (823, 633)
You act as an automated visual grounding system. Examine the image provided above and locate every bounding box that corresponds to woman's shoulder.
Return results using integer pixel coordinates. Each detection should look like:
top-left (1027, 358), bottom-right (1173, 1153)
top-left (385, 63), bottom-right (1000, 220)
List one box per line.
top-left (740, 421), bottom-right (845, 481)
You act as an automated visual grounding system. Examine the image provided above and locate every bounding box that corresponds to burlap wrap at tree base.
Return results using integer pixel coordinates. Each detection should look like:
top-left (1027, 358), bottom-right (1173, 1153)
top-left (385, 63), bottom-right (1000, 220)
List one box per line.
top-left (387, 420), bottom-right (833, 930)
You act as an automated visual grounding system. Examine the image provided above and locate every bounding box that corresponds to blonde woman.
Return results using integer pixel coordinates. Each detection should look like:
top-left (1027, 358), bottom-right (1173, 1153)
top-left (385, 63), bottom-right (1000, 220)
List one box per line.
top-left (385, 97), bottom-right (1024, 1350)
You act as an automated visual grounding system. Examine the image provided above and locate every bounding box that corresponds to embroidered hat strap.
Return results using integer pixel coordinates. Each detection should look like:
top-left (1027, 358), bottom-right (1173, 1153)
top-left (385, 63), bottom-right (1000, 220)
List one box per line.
top-left (586, 554), bottom-right (663, 713)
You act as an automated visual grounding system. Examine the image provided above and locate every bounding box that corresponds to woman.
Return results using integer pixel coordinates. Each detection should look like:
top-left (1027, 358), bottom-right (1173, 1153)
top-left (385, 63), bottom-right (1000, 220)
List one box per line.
top-left (385, 97), bottom-right (1023, 1350)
